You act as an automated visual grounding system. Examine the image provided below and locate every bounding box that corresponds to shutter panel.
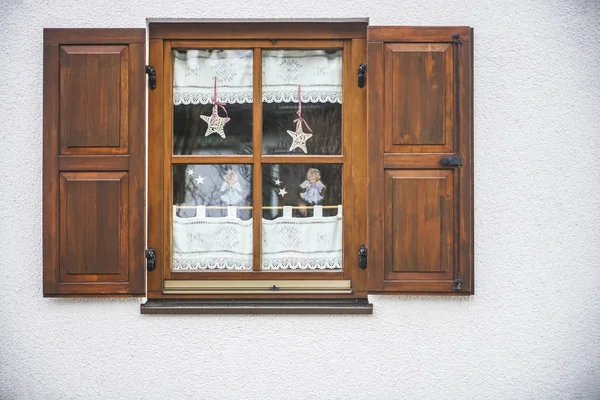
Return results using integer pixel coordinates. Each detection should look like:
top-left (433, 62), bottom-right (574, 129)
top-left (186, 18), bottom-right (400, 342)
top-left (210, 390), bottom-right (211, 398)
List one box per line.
top-left (367, 27), bottom-right (473, 294)
top-left (43, 29), bottom-right (146, 296)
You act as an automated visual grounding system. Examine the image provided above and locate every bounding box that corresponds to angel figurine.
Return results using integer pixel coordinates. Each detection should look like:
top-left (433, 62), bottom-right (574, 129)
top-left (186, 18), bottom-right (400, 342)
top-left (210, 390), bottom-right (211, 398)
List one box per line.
top-left (300, 168), bottom-right (325, 204)
top-left (220, 170), bottom-right (243, 205)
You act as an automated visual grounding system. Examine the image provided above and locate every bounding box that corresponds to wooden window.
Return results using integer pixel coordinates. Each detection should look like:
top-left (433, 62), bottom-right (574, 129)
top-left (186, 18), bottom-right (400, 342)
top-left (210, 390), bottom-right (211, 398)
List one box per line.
top-left (42, 24), bottom-right (473, 311)
top-left (146, 23), bottom-right (370, 303)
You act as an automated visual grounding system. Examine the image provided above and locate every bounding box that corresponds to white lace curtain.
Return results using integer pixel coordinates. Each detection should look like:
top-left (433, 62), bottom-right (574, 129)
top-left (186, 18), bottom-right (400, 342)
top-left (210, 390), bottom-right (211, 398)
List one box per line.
top-left (172, 49), bottom-right (343, 105)
top-left (172, 206), bottom-right (342, 271)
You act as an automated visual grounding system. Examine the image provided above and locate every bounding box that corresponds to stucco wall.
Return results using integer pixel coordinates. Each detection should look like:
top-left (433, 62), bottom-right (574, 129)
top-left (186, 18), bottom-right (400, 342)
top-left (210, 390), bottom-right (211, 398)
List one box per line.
top-left (1, 0), bottom-right (599, 398)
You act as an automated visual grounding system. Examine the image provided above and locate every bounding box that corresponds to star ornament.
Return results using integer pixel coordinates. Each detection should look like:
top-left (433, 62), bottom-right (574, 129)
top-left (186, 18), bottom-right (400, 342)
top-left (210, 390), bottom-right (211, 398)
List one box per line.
top-left (200, 105), bottom-right (230, 139)
top-left (287, 123), bottom-right (313, 154)
top-left (278, 187), bottom-right (287, 197)
top-left (194, 175), bottom-right (205, 185)
top-left (274, 179), bottom-right (281, 186)
top-left (186, 168), bottom-right (195, 176)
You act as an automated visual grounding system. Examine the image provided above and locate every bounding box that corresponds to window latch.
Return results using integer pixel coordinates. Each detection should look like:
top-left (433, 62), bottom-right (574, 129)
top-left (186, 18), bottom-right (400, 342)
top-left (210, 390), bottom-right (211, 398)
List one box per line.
top-left (358, 245), bottom-right (368, 270)
top-left (145, 65), bottom-right (157, 90)
top-left (440, 156), bottom-right (464, 167)
top-left (145, 247), bottom-right (156, 272)
top-left (357, 63), bottom-right (367, 88)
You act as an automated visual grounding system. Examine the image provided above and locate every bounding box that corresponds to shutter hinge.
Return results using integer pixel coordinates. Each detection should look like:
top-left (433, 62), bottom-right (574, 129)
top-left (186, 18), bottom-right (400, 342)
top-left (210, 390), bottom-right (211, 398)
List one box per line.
top-left (440, 156), bottom-right (464, 167)
top-left (357, 63), bottom-right (367, 88)
top-left (358, 244), bottom-right (368, 270)
top-left (452, 33), bottom-right (463, 45)
top-left (145, 65), bottom-right (156, 90)
top-left (453, 276), bottom-right (463, 291)
top-left (145, 247), bottom-right (156, 272)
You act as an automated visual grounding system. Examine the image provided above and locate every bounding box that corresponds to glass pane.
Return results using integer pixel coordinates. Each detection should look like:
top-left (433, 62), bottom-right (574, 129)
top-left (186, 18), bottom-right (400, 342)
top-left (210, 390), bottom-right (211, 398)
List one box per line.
top-left (172, 164), bottom-right (253, 271)
top-left (262, 164), bottom-right (343, 271)
top-left (262, 49), bottom-right (342, 155)
top-left (173, 49), bottom-right (253, 155)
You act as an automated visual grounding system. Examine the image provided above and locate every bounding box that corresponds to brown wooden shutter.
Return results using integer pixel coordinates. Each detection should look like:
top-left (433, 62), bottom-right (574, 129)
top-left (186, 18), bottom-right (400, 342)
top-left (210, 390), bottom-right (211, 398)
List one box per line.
top-left (367, 27), bottom-right (474, 294)
top-left (43, 29), bottom-right (146, 296)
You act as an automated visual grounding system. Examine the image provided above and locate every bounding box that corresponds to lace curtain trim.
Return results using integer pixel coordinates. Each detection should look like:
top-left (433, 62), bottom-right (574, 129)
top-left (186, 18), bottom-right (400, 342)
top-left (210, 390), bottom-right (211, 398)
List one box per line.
top-left (172, 49), bottom-right (343, 105)
top-left (172, 213), bottom-right (342, 271)
top-left (173, 217), bottom-right (253, 270)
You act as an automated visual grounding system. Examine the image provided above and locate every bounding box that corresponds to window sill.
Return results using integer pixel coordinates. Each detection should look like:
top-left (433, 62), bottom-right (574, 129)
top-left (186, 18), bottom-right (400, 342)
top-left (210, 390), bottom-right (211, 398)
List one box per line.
top-left (140, 298), bottom-right (373, 315)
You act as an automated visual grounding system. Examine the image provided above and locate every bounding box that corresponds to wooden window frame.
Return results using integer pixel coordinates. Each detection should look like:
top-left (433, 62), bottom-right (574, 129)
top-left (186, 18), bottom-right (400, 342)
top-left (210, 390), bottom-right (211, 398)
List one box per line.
top-left (146, 22), bottom-right (370, 301)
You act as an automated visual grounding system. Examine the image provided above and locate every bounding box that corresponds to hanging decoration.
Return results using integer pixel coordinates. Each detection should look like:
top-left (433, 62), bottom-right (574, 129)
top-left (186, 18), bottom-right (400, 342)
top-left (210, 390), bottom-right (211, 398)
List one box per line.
top-left (300, 168), bottom-right (325, 204)
top-left (220, 170), bottom-right (243, 205)
top-left (200, 77), bottom-right (230, 139)
top-left (287, 85), bottom-right (313, 153)
top-left (278, 187), bottom-right (287, 197)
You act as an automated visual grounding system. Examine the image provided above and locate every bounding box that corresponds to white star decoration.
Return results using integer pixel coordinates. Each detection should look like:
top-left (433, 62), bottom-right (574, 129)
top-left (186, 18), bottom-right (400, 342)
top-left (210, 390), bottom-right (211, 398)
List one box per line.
top-left (278, 187), bottom-right (287, 197)
top-left (200, 105), bottom-right (230, 139)
top-left (194, 175), bottom-right (205, 185)
top-left (287, 123), bottom-right (313, 154)
top-left (274, 179), bottom-right (281, 186)
top-left (186, 168), bottom-right (195, 176)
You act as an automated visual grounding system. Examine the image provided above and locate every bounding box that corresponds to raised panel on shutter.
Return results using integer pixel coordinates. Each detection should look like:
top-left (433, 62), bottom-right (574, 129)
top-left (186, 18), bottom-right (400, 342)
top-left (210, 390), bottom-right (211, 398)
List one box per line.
top-left (367, 26), bottom-right (473, 294)
top-left (384, 170), bottom-right (454, 281)
top-left (59, 172), bottom-right (128, 283)
top-left (385, 43), bottom-right (454, 152)
top-left (59, 45), bottom-right (129, 154)
top-left (44, 29), bottom-right (145, 296)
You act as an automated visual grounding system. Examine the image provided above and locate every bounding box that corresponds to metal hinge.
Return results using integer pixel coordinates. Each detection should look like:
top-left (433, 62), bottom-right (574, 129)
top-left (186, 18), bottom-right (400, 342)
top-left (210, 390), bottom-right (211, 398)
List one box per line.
top-left (145, 65), bottom-right (156, 90)
top-left (452, 33), bottom-right (463, 45)
top-left (358, 63), bottom-right (367, 88)
top-left (145, 247), bottom-right (156, 272)
top-left (440, 156), bottom-right (464, 167)
top-left (453, 276), bottom-right (463, 291)
top-left (358, 244), bottom-right (368, 270)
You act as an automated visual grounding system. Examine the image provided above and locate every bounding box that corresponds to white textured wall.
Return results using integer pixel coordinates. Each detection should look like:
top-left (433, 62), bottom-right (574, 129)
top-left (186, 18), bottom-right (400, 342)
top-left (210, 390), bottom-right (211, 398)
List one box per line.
top-left (1, 0), bottom-right (599, 398)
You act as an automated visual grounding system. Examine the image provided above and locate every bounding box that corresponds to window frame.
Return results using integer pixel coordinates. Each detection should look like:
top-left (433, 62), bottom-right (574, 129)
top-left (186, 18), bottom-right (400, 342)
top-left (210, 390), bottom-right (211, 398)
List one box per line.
top-left (146, 22), bottom-right (369, 300)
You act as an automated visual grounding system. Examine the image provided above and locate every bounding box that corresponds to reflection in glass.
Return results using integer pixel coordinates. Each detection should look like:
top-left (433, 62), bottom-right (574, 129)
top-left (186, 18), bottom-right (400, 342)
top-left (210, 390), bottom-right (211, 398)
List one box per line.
top-left (172, 164), bottom-right (253, 271)
top-left (261, 164), bottom-right (342, 271)
top-left (172, 49), bottom-right (253, 155)
top-left (262, 164), bottom-right (342, 219)
top-left (262, 49), bottom-right (342, 155)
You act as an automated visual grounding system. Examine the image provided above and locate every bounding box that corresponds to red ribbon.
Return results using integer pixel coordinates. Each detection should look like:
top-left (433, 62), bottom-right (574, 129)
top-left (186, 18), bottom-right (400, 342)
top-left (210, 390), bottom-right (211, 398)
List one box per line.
top-left (211, 77), bottom-right (228, 123)
top-left (293, 85), bottom-right (312, 132)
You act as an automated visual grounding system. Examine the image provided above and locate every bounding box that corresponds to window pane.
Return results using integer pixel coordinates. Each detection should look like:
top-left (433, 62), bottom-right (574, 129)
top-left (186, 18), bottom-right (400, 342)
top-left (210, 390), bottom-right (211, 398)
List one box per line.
top-left (172, 49), bottom-right (253, 155)
top-left (262, 49), bottom-right (342, 155)
top-left (262, 164), bottom-right (342, 271)
top-left (172, 164), bottom-right (253, 271)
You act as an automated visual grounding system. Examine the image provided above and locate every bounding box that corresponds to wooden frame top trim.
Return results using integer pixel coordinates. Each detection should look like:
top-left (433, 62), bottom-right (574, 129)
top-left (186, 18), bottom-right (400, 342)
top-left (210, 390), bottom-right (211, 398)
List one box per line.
top-left (44, 29), bottom-right (145, 44)
top-left (170, 39), bottom-right (345, 49)
top-left (149, 22), bottom-right (368, 39)
top-left (367, 26), bottom-right (472, 42)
